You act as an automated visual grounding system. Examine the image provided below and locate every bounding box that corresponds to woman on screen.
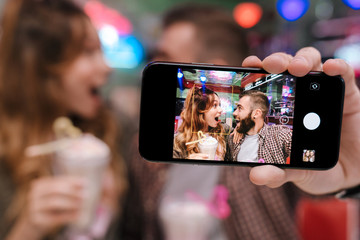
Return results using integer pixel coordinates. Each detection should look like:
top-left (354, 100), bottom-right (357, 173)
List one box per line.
top-left (173, 86), bottom-right (230, 160)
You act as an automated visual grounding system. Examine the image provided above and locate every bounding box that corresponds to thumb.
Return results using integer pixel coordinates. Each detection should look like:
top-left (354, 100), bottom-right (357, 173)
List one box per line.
top-left (249, 165), bottom-right (307, 188)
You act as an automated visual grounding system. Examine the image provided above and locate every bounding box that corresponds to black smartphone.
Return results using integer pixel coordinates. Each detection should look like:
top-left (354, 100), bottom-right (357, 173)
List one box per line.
top-left (139, 62), bottom-right (344, 169)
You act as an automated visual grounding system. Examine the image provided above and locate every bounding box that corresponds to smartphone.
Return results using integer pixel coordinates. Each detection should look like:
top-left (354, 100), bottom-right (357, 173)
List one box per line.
top-left (139, 62), bottom-right (344, 169)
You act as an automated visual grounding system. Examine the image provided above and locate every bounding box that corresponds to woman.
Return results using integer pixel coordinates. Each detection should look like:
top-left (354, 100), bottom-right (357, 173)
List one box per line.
top-left (303, 150), bottom-right (310, 162)
top-left (173, 86), bottom-right (230, 160)
top-left (0, 0), bottom-right (126, 239)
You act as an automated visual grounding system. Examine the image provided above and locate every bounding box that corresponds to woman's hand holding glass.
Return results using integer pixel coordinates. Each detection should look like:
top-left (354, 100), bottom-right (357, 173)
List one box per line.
top-left (15, 176), bottom-right (85, 239)
top-left (188, 153), bottom-right (209, 160)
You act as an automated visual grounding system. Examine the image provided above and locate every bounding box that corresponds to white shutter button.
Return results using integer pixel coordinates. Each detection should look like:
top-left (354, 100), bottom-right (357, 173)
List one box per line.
top-left (303, 112), bottom-right (321, 130)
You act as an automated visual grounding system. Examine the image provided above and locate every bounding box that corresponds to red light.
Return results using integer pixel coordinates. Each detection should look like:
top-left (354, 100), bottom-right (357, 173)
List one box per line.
top-left (84, 1), bottom-right (132, 35)
top-left (233, 2), bottom-right (263, 29)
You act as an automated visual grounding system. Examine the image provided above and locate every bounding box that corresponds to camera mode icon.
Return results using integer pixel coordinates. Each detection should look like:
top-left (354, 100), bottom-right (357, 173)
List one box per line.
top-left (310, 82), bottom-right (320, 90)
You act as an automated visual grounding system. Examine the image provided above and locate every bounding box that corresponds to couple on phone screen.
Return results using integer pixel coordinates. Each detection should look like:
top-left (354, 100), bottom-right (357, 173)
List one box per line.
top-left (174, 86), bottom-right (292, 164)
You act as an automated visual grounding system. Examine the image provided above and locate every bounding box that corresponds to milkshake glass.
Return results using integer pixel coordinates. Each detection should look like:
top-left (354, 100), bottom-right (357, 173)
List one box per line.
top-left (198, 136), bottom-right (218, 160)
top-left (53, 134), bottom-right (110, 230)
top-left (160, 200), bottom-right (212, 240)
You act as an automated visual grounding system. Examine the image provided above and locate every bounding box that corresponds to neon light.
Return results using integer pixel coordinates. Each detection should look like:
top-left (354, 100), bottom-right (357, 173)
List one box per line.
top-left (177, 68), bottom-right (184, 90)
top-left (84, 0), bottom-right (132, 35)
top-left (102, 34), bottom-right (144, 69)
top-left (208, 71), bottom-right (235, 82)
top-left (200, 76), bottom-right (207, 82)
top-left (342, 0), bottom-right (360, 10)
top-left (220, 98), bottom-right (233, 113)
top-left (233, 2), bottom-right (263, 28)
top-left (99, 25), bottom-right (119, 47)
top-left (84, 1), bottom-right (144, 69)
top-left (277, 0), bottom-right (310, 21)
top-left (334, 43), bottom-right (360, 71)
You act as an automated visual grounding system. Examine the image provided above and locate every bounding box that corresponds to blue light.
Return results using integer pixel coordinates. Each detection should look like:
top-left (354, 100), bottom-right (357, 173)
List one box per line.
top-left (177, 68), bottom-right (184, 90)
top-left (277, 0), bottom-right (310, 21)
top-left (99, 26), bottom-right (144, 69)
top-left (342, 0), bottom-right (360, 10)
top-left (200, 76), bottom-right (207, 82)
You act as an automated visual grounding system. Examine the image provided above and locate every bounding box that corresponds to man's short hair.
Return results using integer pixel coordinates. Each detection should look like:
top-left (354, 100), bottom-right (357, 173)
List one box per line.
top-left (239, 90), bottom-right (269, 119)
top-left (162, 4), bottom-right (249, 66)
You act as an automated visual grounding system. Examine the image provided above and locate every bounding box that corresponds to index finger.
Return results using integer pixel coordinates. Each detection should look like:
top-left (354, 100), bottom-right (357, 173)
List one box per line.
top-left (287, 47), bottom-right (323, 76)
top-left (252, 47), bottom-right (322, 77)
top-left (30, 176), bottom-right (85, 199)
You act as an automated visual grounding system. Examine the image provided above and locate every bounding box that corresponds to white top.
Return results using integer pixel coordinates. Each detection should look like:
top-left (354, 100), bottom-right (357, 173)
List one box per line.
top-left (237, 134), bottom-right (259, 163)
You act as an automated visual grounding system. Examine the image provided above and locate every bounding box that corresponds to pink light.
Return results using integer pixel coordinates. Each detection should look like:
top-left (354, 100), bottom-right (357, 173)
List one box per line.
top-left (84, 1), bottom-right (132, 35)
top-left (208, 71), bottom-right (234, 81)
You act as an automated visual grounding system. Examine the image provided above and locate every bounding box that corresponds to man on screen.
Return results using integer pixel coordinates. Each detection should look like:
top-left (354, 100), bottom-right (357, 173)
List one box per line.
top-left (225, 90), bottom-right (292, 164)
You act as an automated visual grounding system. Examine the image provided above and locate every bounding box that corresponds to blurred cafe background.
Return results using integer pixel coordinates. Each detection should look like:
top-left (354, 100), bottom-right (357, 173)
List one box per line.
top-left (0, 0), bottom-right (359, 239)
top-left (1, 0), bottom-right (357, 118)
top-left (61, 0), bottom-right (359, 149)
top-left (0, 0), bottom-right (359, 99)
top-left (1, 0), bottom-right (352, 130)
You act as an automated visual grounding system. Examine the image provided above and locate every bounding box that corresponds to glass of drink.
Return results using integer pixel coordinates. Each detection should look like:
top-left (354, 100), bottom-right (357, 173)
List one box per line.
top-left (160, 200), bottom-right (212, 240)
top-left (198, 136), bottom-right (218, 160)
top-left (53, 134), bottom-right (110, 230)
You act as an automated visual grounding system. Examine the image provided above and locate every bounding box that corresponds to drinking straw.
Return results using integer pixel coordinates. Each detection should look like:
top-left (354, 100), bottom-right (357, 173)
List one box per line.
top-left (25, 117), bottom-right (82, 157)
top-left (186, 185), bottom-right (231, 219)
top-left (25, 139), bottom-right (72, 157)
top-left (185, 131), bottom-right (207, 145)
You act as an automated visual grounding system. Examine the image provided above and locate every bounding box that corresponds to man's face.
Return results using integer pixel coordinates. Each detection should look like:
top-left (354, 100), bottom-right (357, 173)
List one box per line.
top-left (233, 96), bottom-right (255, 134)
top-left (152, 22), bottom-right (200, 62)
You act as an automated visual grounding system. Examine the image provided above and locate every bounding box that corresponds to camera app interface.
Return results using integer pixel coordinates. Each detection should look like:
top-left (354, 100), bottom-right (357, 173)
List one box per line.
top-left (173, 68), bottom-right (298, 164)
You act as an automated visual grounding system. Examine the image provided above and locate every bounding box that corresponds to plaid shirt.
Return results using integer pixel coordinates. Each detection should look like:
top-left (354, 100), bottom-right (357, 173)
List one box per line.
top-left (225, 124), bottom-right (292, 164)
top-left (120, 134), bottom-right (302, 240)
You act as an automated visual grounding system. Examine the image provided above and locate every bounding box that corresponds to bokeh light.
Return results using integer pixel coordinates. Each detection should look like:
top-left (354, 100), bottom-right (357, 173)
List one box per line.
top-left (342, 0), bottom-right (360, 10)
top-left (315, 0), bottom-right (333, 20)
top-left (84, 0), bottom-right (132, 35)
top-left (101, 34), bottom-right (144, 69)
top-left (276, 0), bottom-right (310, 21)
top-left (220, 98), bottom-right (233, 113)
top-left (99, 25), bottom-right (119, 47)
top-left (335, 42), bottom-right (360, 77)
top-left (233, 2), bottom-right (263, 29)
top-left (84, 0), bottom-right (144, 69)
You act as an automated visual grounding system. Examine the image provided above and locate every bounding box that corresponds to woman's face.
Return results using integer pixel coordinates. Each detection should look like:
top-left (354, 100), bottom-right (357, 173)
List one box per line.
top-left (204, 94), bottom-right (223, 128)
top-left (60, 22), bottom-right (111, 119)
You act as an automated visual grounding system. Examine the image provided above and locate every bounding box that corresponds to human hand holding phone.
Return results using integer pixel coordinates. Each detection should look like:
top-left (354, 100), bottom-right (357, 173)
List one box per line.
top-left (140, 56), bottom-right (344, 168)
top-left (246, 47), bottom-right (360, 195)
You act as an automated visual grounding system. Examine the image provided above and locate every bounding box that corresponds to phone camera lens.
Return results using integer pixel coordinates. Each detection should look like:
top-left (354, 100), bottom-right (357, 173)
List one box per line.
top-left (310, 82), bottom-right (320, 91)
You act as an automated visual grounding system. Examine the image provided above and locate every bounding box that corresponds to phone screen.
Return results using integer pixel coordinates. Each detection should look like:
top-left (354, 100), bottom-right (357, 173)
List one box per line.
top-left (173, 67), bottom-right (295, 164)
top-left (140, 62), bottom-right (344, 169)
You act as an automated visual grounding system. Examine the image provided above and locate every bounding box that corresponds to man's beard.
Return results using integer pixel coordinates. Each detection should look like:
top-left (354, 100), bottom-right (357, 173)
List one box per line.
top-left (236, 112), bottom-right (255, 134)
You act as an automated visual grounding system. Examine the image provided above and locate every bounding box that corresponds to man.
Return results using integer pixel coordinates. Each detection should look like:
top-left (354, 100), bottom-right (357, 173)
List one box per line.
top-left (121, 4), bottom-right (302, 240)
top-left (226, 90), bottom-right (292, 164)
